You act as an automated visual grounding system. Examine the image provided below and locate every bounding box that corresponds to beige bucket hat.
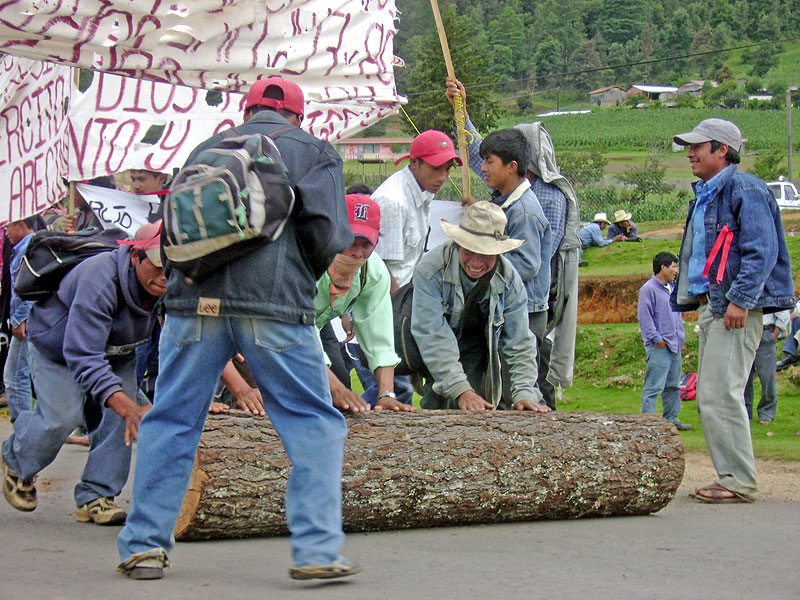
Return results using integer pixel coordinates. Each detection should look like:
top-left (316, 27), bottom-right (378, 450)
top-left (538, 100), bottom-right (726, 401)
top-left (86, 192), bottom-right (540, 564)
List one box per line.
top-left (440, 201), bottom-right (524, 255)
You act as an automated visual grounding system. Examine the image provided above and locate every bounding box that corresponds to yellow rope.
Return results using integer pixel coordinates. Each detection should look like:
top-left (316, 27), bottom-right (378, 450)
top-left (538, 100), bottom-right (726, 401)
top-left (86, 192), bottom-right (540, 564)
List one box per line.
top-left (399, 103), bottom-right (468, 198)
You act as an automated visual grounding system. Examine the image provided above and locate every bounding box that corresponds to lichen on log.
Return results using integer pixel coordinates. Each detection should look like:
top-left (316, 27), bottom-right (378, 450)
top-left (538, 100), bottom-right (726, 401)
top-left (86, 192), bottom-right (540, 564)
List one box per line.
top-left (175, 410), bottom-right (684, 541)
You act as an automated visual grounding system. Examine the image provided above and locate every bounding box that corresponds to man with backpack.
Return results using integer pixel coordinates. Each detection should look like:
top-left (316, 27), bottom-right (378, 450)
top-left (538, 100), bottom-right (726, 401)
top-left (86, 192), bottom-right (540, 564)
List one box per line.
top-left (117, 76), bottom-right (359, 581)
top-left (1, 221), bottom-right (164, 522)
top-left (637, 252), bottom-right (692, 430)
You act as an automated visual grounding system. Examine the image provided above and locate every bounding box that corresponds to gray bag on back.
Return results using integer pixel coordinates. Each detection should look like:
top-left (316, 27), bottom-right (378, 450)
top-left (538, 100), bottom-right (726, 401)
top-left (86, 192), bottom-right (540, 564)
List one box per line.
top-left (163, 124), bottom-right (295, 280)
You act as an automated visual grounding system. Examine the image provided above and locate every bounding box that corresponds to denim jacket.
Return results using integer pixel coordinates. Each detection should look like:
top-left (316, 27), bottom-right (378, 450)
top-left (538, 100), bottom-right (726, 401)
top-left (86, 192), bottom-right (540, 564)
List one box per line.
top-left (163, 111), bottom-right (353, 324)
top-left (411, 241), bottom-right (541, 406)
top-left (493, 184), bottom-right (552, 313)
top-left (671, 165), bottom-right (794, 318)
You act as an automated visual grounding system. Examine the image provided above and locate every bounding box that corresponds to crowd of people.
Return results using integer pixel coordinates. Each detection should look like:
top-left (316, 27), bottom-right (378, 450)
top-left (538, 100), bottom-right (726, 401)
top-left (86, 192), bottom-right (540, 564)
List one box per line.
top-left (0, 76), bottom-right (795, 581)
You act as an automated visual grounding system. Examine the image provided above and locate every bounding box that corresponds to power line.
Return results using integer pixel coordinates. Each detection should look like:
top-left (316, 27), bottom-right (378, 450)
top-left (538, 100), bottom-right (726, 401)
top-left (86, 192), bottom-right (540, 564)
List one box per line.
top-left (403, 36), bottom-right (800, 98)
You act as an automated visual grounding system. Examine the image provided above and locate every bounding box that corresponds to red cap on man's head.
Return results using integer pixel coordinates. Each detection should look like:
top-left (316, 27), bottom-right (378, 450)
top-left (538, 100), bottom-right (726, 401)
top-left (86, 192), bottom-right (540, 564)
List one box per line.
top-left (394, 129), bottom-right (462, 167)
top-left (346, 194), bottom-right (381, 246)
top-left (118, 220), bottom-right (162, 267)
top-left (244, 76), bottom-right (305, 116)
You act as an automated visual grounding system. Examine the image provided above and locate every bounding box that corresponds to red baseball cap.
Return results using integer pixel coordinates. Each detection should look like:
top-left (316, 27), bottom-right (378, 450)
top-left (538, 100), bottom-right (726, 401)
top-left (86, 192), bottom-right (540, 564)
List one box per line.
top-left (244, 76), bottom-right (305, 116)
top-left (118, 220), bottom-right (162, 267)
top-left (346, 194), bottom-right (381, 246)
top-left (395, 129), bottom-right (462, 167)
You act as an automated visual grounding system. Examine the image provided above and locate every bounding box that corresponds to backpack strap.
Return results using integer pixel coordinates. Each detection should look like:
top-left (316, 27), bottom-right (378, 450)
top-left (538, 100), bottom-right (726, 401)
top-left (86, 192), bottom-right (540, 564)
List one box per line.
top-left (220, 123), bottom-right (295, 141)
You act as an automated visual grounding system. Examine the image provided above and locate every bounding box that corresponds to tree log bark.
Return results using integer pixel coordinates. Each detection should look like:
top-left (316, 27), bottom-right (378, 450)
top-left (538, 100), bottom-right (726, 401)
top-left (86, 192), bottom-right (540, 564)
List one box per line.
top-left (175, 411), bottom-right (684, 541)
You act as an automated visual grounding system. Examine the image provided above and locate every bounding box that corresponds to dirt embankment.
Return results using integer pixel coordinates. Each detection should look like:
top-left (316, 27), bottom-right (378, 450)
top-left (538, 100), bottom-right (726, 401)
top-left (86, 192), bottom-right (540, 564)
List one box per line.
top-left (579, 274), bottom-right (700, 325)
top-left (579, 212), bottom-right (800, 325)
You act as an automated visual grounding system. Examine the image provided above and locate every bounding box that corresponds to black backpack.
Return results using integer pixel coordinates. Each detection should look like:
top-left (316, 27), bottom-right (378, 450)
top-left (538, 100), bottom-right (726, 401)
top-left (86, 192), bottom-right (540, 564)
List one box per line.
top-left (392, 282), bottom-right (428, 377)
top-left (162, 124), bottom-right (295, 280)
top-left (14, 227), bottom-right (126, 301)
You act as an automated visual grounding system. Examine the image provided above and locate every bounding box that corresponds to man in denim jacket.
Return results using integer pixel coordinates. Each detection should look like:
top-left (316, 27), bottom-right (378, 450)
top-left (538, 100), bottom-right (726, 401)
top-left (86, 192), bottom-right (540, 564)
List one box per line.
top-left (671, 118), bottom-right (794, 503)
top-left (117, 77), bottom-right (359, 581)
top-left (411, 201), bottom-right (551, 413)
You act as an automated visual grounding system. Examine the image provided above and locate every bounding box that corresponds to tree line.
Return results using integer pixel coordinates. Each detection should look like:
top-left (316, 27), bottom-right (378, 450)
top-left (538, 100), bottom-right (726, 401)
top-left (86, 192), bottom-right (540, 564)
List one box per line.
top-left (393, 0), bottom-right (799, 133)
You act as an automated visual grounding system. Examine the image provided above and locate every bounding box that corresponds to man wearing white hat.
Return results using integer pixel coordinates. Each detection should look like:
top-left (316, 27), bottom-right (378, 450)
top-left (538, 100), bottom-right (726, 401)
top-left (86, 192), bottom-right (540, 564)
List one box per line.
top-left (606, 209), bottom-right (640, 242)
top-left (410, 201), bottom-right (551, 412)
top-left (671, 118), bottom-right (794, 504)
top-left (577, 212), bottom-right (625, 255)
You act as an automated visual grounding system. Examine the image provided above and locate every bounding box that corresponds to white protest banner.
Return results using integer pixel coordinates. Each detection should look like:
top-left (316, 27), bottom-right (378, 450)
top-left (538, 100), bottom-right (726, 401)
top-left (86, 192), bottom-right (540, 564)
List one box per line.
top-left (0, 54), bottom-right (71, 225)
top-left (1, 1), bottom-right (404, 192)
top-left (76, 183), bottom-right (157, 238)
top-left (67, 71), bottom-right (403, 179)
top-left (67, 72), bottom-right (243, 180)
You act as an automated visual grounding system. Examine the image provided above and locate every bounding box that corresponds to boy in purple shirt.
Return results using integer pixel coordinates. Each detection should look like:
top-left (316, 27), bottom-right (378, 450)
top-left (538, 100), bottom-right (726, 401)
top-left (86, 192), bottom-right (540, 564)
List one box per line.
top-left (638, 252), bottom-right (692, 430)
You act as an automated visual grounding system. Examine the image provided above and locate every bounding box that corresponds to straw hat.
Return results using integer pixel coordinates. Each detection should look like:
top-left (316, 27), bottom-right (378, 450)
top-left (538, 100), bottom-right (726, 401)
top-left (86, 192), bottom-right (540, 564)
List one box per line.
top-left (440, 201), bottom-right (524, 255)
top-left (612, 209), bottom-right (632, 223)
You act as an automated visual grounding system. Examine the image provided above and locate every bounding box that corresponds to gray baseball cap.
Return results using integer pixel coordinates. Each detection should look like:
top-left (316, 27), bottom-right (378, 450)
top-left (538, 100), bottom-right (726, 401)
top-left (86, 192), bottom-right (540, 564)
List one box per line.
top-left (673, 118), bottom-right (742, 153)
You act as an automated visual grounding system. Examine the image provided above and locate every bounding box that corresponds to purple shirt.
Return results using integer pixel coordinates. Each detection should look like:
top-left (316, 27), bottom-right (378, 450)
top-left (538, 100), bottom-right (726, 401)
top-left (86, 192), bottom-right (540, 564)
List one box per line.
top-left (638, 276), bottom-right (685, 352)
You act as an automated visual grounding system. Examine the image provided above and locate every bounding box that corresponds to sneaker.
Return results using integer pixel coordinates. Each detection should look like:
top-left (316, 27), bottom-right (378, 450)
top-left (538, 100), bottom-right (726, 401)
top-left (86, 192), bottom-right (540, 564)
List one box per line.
top-left (1, 453), bottom-right (37, 512)
top-left (673, 422), bottom-right (693, 431)
top-left (117, 548), bottom-right (169, 580)
top-left (289, 559), bottom-right (362, 580)
top-left (76, 497), bottom-right (127, 525)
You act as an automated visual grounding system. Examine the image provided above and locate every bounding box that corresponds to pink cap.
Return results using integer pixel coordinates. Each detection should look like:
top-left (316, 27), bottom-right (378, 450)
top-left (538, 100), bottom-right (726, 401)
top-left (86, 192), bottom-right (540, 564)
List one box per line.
top-left (118, 220), bottom-right (162, 267)
top-left (346, 194), bottom-right (381, 246)
top-left (395, 129), bottom-right (462, 167)
top-left (244, 76), bottom-right (305, 116)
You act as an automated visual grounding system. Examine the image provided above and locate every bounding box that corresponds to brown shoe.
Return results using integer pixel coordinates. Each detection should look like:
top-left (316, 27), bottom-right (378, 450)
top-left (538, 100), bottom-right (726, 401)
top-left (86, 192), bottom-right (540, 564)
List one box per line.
top-left (76, 497), bottom-right (127, 525)
top-left (1, 453), bottom-right (37, 512)
top-left (289, 560), bottom-right (362, 580)
top-left (117, 548), bottom-right (169, 579)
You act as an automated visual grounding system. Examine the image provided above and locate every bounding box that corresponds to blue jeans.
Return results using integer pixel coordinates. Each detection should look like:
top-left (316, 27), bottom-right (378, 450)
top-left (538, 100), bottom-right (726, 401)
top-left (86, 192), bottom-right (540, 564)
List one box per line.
top-left (117, 315), bottom-right (348, 568)
top-left (782, 317), bottom-right (799, 357)
top-left (640, 346), bottom-right (682, 424)
top-left (3, 335), bottom-right (31, 423)
top-left (744, 327), bottom-right (778, 421)
top-left (345, 343), bottom-right (413, 406)
top-left (2, 343), bottom-right (137, 506)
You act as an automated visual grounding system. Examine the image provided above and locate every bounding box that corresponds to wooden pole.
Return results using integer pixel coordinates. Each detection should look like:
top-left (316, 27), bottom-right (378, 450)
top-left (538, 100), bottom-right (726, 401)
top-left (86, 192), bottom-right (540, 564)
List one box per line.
top-left (429, 0), bottom-right (470, 198)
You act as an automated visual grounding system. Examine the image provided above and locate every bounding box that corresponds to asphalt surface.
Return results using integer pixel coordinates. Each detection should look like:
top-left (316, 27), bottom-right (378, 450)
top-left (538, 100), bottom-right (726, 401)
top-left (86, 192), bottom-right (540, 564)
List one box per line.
top-left (1, 420), bottom-right (798, 600)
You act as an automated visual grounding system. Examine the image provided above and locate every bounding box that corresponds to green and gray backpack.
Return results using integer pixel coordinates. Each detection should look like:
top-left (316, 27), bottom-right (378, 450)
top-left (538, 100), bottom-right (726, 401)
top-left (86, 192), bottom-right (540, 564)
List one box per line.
top-left (163, 124), bottom-right (295, 280)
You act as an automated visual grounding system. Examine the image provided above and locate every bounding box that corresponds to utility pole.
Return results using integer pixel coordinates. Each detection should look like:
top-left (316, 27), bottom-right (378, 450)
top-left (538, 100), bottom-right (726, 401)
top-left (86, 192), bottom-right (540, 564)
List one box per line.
top-left (788, 87), bottom-right (793, 181)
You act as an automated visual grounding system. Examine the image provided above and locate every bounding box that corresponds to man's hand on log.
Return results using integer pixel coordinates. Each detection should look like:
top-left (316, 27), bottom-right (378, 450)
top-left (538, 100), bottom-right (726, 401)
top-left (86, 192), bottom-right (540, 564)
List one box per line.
top-left (457, 390), bottom-right (494, 411)
top-left (232, 386), bottom-right (266, 416)
top-left (105, 391), bottom-right (151, 446)
top-left (328, 369), bottom-right (371, 413)
top-left (208, 401), bottom-right (230, 414)
top-left (513, 399), bottom-right (552, 413)
top-left (375, 395), bottom-right (416, 412)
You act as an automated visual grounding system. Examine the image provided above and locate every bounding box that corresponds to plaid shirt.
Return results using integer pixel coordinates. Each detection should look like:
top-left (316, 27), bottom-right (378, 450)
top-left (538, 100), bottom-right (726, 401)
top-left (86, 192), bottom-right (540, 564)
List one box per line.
top-left (463, 116), bottom-right (566, 257)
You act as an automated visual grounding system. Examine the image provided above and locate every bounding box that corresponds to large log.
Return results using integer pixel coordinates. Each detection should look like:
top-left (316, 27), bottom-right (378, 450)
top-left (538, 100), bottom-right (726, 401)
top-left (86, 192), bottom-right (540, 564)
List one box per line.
top-left (175, 411), bottom-right (684, 541)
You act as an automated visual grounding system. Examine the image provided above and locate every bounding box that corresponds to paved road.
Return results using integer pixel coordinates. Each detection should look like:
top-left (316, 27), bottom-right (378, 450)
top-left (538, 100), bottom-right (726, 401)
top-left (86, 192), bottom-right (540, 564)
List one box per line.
top-left (1, 420), bottom-right (798, 600)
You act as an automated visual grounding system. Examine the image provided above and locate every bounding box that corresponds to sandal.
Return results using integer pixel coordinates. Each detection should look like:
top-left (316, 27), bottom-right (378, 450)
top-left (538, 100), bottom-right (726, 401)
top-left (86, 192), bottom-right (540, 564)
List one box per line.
top-left (690, 482), bottom-right (754, 504)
